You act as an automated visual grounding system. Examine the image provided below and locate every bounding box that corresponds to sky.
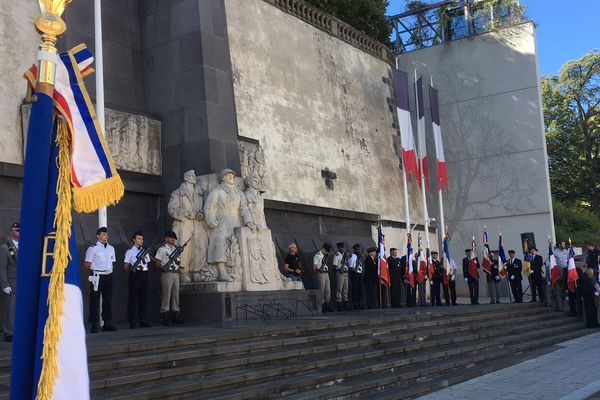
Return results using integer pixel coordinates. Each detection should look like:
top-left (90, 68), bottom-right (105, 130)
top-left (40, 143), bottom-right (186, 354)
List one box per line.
top-left (387, 0), bottom-right (600, 76)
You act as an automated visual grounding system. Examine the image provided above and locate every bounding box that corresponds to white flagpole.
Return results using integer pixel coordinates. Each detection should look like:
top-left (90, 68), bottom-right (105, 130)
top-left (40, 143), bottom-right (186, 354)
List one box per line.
top-left (396, 58), bottom-right (411, 235)
top-left (431, 76), bottom-right (445, 249)
top-left (95, 0), bottom-right (107, 228)
top-left (415, 69), bottom-right (429, 249)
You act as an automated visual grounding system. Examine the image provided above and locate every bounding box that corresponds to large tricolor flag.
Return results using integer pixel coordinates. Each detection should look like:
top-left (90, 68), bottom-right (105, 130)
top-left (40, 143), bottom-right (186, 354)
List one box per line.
top-left (482, 228), bottom-right (492, 275)
top-left (498, 233), bottom-right (507, 278)
top-left (392, 68), bottom-right (419, 182)
top-left (378, 223), bottom-right (390, 287)
top-left (567, 244), bottom-right (578, 292)
top-left (406, 232), bottom-right (415, 288)
top-left (415, 76), bottom-right (430, 191)
top-left (428, 84), bottom-right (448, 191)
top-left (549, 241), bottom-right (560, 286)
top-left (12, 46), bottom-right (124, 399)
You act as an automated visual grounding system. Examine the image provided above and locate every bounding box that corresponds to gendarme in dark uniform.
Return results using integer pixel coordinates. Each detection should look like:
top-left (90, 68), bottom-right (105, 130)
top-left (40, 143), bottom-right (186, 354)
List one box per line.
top-left (85, 226), bottom-right (117, 333)
top-left (506, 250), bottom-right (523, 303)
top-left (462, 249), bottom-right (480, 305)
top-left (0, 223), bottom-right (19, 341)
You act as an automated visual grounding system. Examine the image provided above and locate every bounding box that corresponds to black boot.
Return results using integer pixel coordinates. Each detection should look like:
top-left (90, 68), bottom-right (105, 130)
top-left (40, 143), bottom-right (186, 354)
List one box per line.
top-left (344, 301), bottom-right (352, 311)
top-left (161, 312), bottom-right (171, 326)
top-left (90, 323), bottom-right (99, 334)
top-left (172, 312), bottom-right (184, 324)
top-left (103, 322), bottom-right (117, 332)
top-left (336, 301), bottom-right (344, 312)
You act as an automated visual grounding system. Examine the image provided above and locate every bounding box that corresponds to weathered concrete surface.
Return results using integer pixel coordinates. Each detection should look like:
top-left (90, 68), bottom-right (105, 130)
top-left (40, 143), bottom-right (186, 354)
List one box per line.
top-left (0, 1), bottom-right (38, 165)
top-left (224, 0), bottom-right (423, 224)
top-left (396, 23), bottom-right (553, 294)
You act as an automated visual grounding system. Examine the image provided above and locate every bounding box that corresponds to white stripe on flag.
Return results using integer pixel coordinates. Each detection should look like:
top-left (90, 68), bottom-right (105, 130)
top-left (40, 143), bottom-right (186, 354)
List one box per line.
top-left (52, 284), bottom-right (89, 400)
top-left (432, 122), bottom-right (445, 163)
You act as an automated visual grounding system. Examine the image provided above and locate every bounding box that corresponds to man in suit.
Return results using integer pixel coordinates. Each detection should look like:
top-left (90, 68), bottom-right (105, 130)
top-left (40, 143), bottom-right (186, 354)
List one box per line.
top-left (387, 248), bottom-right (403, 307)
top-left (364, 247), bottom-right (379, 309)
top-left (430, 251), bottom-right (444, 306)
top-left (529, 247), bottom-right (545, 303)
top-left (506, 250), bottom-right (523, 303)
top-left (0, 223), bottom-right (19, 342)
top-left (462, 249), bottom-right (480, 305)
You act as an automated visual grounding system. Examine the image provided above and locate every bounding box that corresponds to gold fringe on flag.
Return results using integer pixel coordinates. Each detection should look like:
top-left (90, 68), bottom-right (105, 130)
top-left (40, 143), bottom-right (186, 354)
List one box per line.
top-left (36, 119), bottom-right (72, 400)
top-left (73, 175), bottom-right (124, 214)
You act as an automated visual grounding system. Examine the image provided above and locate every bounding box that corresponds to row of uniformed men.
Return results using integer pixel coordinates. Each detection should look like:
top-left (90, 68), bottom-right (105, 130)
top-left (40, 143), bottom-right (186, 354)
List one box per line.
top-left (85, 227), bottom-right (184, 332)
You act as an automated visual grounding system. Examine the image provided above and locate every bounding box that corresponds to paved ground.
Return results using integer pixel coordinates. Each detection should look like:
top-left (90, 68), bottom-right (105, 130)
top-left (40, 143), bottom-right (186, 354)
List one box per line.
top-left (418, 331), bottom-right (600, 400)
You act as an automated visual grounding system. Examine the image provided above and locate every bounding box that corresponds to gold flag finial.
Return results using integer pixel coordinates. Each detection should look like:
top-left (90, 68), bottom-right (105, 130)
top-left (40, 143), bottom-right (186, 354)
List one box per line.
top-left (34, 0), bottom-right (74, 85)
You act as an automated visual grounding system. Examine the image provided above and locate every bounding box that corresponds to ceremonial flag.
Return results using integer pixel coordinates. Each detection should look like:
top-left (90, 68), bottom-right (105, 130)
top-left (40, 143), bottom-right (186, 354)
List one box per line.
top-left (442, 230), bottom-right (451, 285)
top-left (427, 247), bottom-right (434, 281)
top-left (416, 234), bottom-right (426, 283)
top-left (416, 76), bottom-right (430, 191)
top-left (392, 68), bottom-right (419, 182)
top-left (549, 241), bottom-right (560, 286)
top-left (498, 233), bottom-right (507, 278)
top-left (567, 243), bottom-right (578, 292)
top-left (523, 240), bottom-right (532, 277)
top-left (407, 233), bottom-right (415, 288)
top-left (428, 84), bottom-right (448, 191)
top-left (468, 236), bottom-right (479, 280)
top-left (11, 44), bottom-right (124, 399)
top-left (378, 223), bottom-right (390, 287)
top-left (482, 228), bottom-right (492, 275)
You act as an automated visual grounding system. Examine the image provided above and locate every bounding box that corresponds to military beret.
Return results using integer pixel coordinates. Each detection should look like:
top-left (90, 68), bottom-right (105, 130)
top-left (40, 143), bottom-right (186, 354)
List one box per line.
top-left (96, 226), bottom-right (108, 235)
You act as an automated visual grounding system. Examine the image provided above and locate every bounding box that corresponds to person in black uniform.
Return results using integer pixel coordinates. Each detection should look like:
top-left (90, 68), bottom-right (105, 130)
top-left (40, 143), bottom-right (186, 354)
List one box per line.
top-left (123, 231), bottom-right (152, 329)
top-left (529, 247), bottom-right (544, 303)
top-left (581, 268), bottom-right (599, 328)
top-left (506, 250), bottom-right (523, 303)
top-left (387, 248), bottom-right (403, 308)
top-left (364, 247), bottom-right (379, 309)
top-left (430, 251), bottom-right (443, 306)
top-left (486, 251), bottom-right (501, 304)
top-left (348, 244), bottom-right (364, 310)
top-left (462, 249), bottom-right (480, 305)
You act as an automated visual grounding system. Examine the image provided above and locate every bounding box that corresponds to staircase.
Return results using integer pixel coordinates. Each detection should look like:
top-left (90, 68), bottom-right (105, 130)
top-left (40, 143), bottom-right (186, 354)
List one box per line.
top-left (0, 303), bottom-right (592, 399)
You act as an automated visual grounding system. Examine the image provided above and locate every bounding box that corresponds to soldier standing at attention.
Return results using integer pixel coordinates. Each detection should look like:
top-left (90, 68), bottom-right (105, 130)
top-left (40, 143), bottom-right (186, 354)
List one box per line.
top-left (124, 231), bottom-right (152, 329)
top-left (430, 251), bottom-right (443, 306)
top-left (85, 227), bottom-right (117, 333)
top-left (0, 223), bottom-right (19, 342)
top-left (313, 243), bottom-right (332, 313)
top-left (348, 244), bottom-right (364, 310)
top-left (155, 231), bottom-right (185, 326)
top-left (506, 250), bottom-right (524, 303)
top-left (332, 242), bottom-right (350, 311)
top-left (387, 248), bottom-right (403, 308)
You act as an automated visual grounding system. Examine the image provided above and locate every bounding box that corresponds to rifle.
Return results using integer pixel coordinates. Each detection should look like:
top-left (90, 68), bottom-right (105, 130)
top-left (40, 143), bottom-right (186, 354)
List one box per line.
top-left (161, 237), bottom-right (192, 273)
top-left (294, 238), bottom-right (308, 275)
top-left (130, 247), bottom-right (150, 273)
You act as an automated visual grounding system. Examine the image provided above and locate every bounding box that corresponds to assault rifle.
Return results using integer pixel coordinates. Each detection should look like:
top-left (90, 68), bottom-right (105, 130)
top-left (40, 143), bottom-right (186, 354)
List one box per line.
top-left (131, 247), bottom-right (150, 273)
top-left (161, 237), bottom-right (192, 273)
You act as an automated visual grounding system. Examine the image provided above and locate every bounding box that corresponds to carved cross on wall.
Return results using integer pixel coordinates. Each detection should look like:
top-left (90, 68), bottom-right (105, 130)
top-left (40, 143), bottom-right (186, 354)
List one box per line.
top-left (321, 168), bottom-right (337, 190)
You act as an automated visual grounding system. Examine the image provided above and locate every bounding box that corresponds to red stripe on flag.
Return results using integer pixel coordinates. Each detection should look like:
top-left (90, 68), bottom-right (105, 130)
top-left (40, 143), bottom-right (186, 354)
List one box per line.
top-left (403, 149), bottom-right (419, 182)
top-left (437, 160), bottom-right (448, 191)
top-left (551, 266), bottom-right (561, 286)
top-left (379, 258), bottom-right (390, 287)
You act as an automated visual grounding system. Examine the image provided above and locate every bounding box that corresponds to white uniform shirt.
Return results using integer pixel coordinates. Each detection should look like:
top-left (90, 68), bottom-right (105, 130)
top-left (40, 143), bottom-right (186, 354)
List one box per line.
top-left (156, 244), bottom-right (177, 270)
top-left (348, 253), bottom-right (358, 270)
top-left (11, 239), bottom-right (18, 250)
top-left (124, 246), bottom-right (151, 271)
top-left (313, 251), bottom-right (326, 270)
top-left (85, 241), bottom-right (116, 272)
top-left (449, 258), bottom-right (457, 280)
top-left (332, 251), bottom-right (343, 268)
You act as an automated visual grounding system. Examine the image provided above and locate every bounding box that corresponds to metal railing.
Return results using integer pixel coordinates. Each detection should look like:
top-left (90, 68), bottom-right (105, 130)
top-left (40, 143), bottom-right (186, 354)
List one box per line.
top-left (389, 0), bottom-right (526, 54)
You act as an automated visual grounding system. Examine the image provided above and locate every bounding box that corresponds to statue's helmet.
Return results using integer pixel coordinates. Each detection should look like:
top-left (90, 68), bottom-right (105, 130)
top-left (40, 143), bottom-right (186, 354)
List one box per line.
top-left (219, 168), bottom-right (236, 181)
top-left (183, 170), bottom-right (196, 181)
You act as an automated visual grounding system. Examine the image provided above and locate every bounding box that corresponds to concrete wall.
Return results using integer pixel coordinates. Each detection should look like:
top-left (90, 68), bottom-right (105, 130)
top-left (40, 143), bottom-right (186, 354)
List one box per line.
top-left (396, 22), bottom-right (553, 294)
top-left (224, 0), bottom-right (423, 225)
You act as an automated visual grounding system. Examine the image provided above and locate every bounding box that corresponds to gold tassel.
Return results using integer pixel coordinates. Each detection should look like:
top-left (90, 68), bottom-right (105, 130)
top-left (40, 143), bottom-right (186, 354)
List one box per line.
top-left (72, 175), bottom-right (124, 214)
top-left (36, 119), bottom-right (72, 400)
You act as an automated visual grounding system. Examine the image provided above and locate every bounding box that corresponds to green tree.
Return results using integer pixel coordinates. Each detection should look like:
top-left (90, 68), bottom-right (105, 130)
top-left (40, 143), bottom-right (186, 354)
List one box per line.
top-left (544, 50), bottom-right (600, 212)
top-left (304, 0), bottom-right (392, 46)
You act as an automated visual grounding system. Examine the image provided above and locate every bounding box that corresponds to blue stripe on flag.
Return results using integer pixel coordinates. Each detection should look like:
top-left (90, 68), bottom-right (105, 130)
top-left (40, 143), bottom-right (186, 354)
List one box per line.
top-left (60, 52), bottom-right (112, 178)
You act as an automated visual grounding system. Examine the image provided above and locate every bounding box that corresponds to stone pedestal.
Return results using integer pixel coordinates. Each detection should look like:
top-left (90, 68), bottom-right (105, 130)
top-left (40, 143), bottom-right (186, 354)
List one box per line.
top-left (180, 286), bottom-right (320, 323)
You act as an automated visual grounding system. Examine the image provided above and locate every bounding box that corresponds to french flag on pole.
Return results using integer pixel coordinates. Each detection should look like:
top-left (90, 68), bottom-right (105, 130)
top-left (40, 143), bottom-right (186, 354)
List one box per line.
top-left (549, 242), bottom-right (560, 286)
top-left (567, 245), bottom-right (578, 292)
top-left (406, 233), bottom-right (415, 288)
top-left (392, 68), bottom-right (419, 182)
top-left (12, 45), bottom-right (124, 399)
top-left (378, 223), bottom-right (390, 287)
top-left (498, 233), bottom-right (507, 278)
top-left (428, 84), bottom-right (448, 191)
top-left (415, 76), bottom-right (430, 191)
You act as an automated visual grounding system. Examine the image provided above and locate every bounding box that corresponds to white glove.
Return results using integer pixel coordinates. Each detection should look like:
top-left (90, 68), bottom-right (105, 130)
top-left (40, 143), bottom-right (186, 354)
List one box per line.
top-left (464, 278), bottom-right (468, 282)
top-left (510, 275), bottom-right (514, 281)
top-left (451, 275), bottom-right (455, 281)
top-left (2, 287), bottom-right (11, 295)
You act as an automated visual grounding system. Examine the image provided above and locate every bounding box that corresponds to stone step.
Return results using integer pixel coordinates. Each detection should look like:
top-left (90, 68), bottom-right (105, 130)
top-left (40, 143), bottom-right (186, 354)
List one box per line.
top-left (206, 321), bottom-right (585, 400)
top-left (87, 306), bottom-right (553, 379)
top-left (91, 314), bottom-right (578, 399)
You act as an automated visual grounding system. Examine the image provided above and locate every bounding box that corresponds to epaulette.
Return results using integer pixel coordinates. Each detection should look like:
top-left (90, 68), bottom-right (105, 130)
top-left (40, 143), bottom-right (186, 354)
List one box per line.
top-left (89, 243), bottom-right (96, 248)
